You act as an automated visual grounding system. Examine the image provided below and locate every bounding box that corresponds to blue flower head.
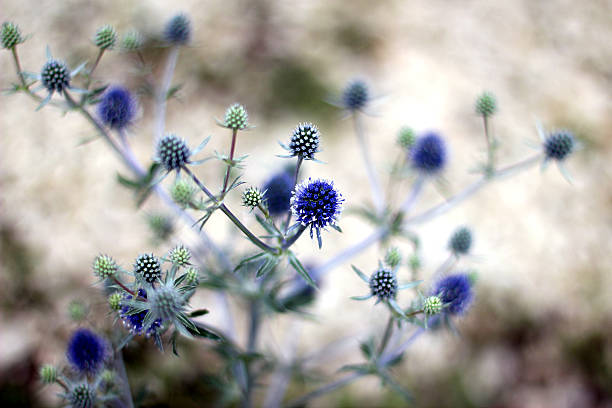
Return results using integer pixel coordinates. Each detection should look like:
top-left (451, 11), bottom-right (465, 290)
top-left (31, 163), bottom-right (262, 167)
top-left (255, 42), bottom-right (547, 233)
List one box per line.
top-left (342, 79), bottom-right (369, 111)
top-left (156, 134), bottom-right (191, 171)
top-left (291, 178), bottom-right (344, 244)
top-left (544, 130), bottom-right (575, 161)
top-left (120, 289), bottom-right (162, 336)
top-left (164, 13), bottom-right (191, 45)
top-left (433, 273), bottom-right (473, 315)
top-left (41, 59), bottom-right (70, 94)
top-left (97, 86), bottom-right (136, 130)
top-left (411, 132), bottom-right (447, 174)
top-left (66, 328), bottom-right (107, 374)
top-left (262, 170), bottom-right (293, 216)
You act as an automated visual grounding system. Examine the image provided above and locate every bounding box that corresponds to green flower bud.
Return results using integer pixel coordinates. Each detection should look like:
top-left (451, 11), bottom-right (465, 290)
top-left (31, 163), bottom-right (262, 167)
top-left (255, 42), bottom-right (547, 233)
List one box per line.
top-left (185, 267), bottom-right (200, 286)
top-left (93, 254), bottom-right (118, 279)
top-left (68, 300), bottom-right (88, 322)
top-left (40, 364), bottom-right (57, 384)
top-left (121, 29), bottom-right (143, 51)
top-left (94, 25), bottom-right (117, 50)
top-left (108, 292), bottom-right (122, 311)
top-left (101, 369), bottom-right (115, 384)
top-left (1, 22), bottom-right (24, 49)
top-left (171, 179), bottom-right (196, 208)
top-left (397, 126), bottom-right (416, 149)
top-left (384, 247), bottom-right (402, 268)
top-left (242, 187), bottom-right (263, 209)
top-left (475, 92), bottom-right (497, 117)
top-left (169, 245), bottom-right (191, 266)
top-left (423, 295), bottom-right (443, 315)
top-left (224, 103), bottom-right (249, 130)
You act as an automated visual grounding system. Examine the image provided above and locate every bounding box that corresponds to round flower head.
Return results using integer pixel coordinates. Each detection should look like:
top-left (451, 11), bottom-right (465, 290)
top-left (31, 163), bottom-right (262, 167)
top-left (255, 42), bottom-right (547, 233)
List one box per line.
top-left (262, 171), bottom-right (293, 216)
top-left (397, 126), bottom-right (416, 149)
top-left (411, 132), bottom-right (447, 174)
top-left (475, 92), bottom-right (497, 117)
top-left (39, 364), bottom-right (57, 384)
top-left (108, 292), bottom-right (122, 311)
top-left (171, 179), bottom-right (196, 207)
top-left (169, 245), bottom-right (191, 266)
top-left (291, 178), bottom-right (344, 239)
top-left (134, 253), bottom-right (162, 283)
top-left (1, 22), bottom-right (24, 49)
top-left (120, 289), bottom-right (162, 336)
top-left (342, 79), bottom-right (369, 111)
top-left (449, 226), bottom-right (472, 255)
top-left (40, 59), bottom-right (70, 93)
top-left (184, 267), bottom-right (200, 286)
top-left (164, 13), bottom-right (191, 45)
top-left (544, 130), bottom-right (575, 161)
top-left (289, 122), bottom-right (320, 160)
top-left (157, 134), bottom-right (191, 171)
top-left (242, 187), bottom-right (263, 209)
top-left (66, 328), bottom-right (107, 374)
top-left (94, 24), bottom-right (117, 50)
top-left (97, 86), bottom-right (136, 130)
top-left (148, 213), bottom-right (174, 241)
top-left (433, 273), bottom-right (473, 315)
top-left (70, 383), bottom-right (95, 408)
top-left (224, 103), bottom-right (249, 130)
top-left (92, 254), bottom-right (117, 279)
top-left (423, 295), bottom-right (443, 315)
top-left (122, 29), bottom-right (144, 51)
top-left (369, 267), bottom-right (398, 300)
top-left (149, 284), bottom-right (185, 321)
top-left (384, 247), bottom-right (402, 268)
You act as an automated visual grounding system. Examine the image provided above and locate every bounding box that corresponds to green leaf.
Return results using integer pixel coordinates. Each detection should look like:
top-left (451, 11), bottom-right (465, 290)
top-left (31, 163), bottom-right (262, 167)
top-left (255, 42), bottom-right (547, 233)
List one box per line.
top-left (234, 252), bottom-right (267, 272)
top-left (166, 84), bottom-right (183, 100)
top-left (287, 251), bottom-right (316, 288)
top-left (339, 363), bottom-right (373, 375)
top-left (256, 254), bottom-right (280, 278)
top-left (189, 309), bottom-right (210, 318)
top-left (171, 330), bottom-right (180, 356)
top-left (351, 265), bottom-right (370, 283)
top-left (185, 322), bottom-right (222, 341)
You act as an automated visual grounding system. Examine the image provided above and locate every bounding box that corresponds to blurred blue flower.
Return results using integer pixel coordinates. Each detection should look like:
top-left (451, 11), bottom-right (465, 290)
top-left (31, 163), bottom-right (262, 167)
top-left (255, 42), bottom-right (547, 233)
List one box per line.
top-left (262, 170), bottom-right (293, 216)
top-left (164, 14), bottom-right (191, 45)
top-left (66, 328), bottom-right (107, 374)
top-left (411, 132), bottom-right (447, 174)
top-left (342, 79), bottom-right (369, 111)
top-left (433, 273), bottom-right (473, 315)
top-left (97, 86), bottom-right (136, 130)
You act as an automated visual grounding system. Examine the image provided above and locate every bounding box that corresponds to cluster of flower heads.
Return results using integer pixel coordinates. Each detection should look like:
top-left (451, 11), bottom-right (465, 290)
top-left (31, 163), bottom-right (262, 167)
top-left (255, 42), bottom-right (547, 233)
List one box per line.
top-left (290, 178), bottom-right (344, 246)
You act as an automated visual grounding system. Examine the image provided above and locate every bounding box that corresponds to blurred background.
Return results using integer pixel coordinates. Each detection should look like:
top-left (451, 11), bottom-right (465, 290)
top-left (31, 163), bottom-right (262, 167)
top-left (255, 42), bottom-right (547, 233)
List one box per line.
top-left (1, 0), bottom-right (611, 407)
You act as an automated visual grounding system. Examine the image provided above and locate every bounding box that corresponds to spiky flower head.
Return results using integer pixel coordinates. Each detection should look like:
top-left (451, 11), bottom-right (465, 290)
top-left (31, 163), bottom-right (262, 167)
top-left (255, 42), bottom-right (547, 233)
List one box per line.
top-left (121, 29), bottom-right (143, 51)
top-left (157, 133), bottom-right (191, 171)
top-left (449, 226), bottom-right (472, 255)
top-left (108, 292), bottom-right (122, 311)
top-left (171, 179), bottom-right (196, 207)
top-left (342, 79), bottom-right (369, 111)
top-left (40, 59), bottom-right (70, 93)
top-left (224, 103), bottom-right (249, 130)
top-left (149, 284), bottom-right (185, 321)
top-left (164, 13), bottom-right (191, 45)
top-left (544, 130), bottom-right (575, 161)
top-left (66, 329), bottom-right (107, 374)
top-left (242, 187), bottom-right (263, 209)
top-left (262, 171), bottom-right (293, 216)
top-left (433, 273), bottom-right (474, 315)
top-left (1, 22), bottom-right (24, 49)
top-left (475, 92), bottom-right (497, 117)
top-left (184, 268), bottom-right (200, 286)
top-left (291, 178), bottom-right (344, 238)
top-left (423, 295), bottom-right (443, 315)
top-left (92, 254), bottom-right (118, 279)
top-left (94, 24), bottom-right (117, 50)
top-left (39, 364), bottom-right (57, 384)
top-left (384, 247), bottom-right (402, 268)
top-left (120, 289), bottom-right (162, 336)
top-left (134, 253), bottom-right (162, 283)
top-left (369, 267), bottom-right (398, 300)
top-left (97, 86), bottom-right (136, 130)
top-left (397, 126), bottom-right (416, 149)
top-left (148, 213), bottom-right (174, 241)
top-left (411, 132), bottom-right (447, 174)
top-left (69, 383), bottom-right (95, 408)
top-left (289, 122), bottom-right (320, 160)
top-left (169, 245), bottom-right (191, 266)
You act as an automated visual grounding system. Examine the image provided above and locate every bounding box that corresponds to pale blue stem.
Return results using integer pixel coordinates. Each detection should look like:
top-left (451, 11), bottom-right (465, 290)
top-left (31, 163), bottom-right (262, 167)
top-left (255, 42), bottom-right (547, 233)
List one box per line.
top-left (155, 46), bottom-right (179, 140)
top-left (353, 113), bottom-right (385, 214)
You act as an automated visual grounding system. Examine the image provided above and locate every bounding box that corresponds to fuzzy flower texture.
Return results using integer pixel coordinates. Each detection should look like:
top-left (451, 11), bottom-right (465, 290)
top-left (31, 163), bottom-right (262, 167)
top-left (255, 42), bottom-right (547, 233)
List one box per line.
top-left (411, 132), bottom-right (447, 174)
top-left (291, 178), bottom-right (343, 240)
top-left (97, 86), bottom-right (136, 130)
top-left (433, 273), bottom-right (473, 315)
top-left (66, 329), bottom-right (107, 374)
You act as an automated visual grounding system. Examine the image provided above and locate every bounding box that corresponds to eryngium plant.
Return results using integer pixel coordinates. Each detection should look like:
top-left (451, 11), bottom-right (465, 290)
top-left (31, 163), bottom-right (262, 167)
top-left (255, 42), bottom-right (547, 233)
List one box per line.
top-left (2, 13), bottom-right (580, 408)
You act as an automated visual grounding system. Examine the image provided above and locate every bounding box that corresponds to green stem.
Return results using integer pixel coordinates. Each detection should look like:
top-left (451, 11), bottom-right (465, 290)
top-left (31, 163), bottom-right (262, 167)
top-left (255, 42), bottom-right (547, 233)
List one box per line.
top-left (483, 115), bottom-right (494, 174)
top-left (182, 167), bottom-right (278, 254)
top-left (281, 224), bottom-right (307, 249)
top-left (222, 128), bottom-right (238, 194)
top-left (286, 372), bottom-right (363, 408)
top-left (11, 47), bottom-right (43, 101)
top-left (353, 113), bottom-right (384, 214)
top-left (283, 156), bottom-right (303, 232)
top-left (377, 316), bottom-right (394, 356)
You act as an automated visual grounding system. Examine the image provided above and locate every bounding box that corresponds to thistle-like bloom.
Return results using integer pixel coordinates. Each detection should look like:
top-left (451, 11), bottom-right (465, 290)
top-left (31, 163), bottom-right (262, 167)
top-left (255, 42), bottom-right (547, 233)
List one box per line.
top-left (69, 383), bottom-right (95, 408)
top-left (122, 29), bottom-right (144, 51)
top-left (369, 267), bottom-right (398, 301)
top-left (423, 295), bottom-right (443, 315)
top-left (224, 103), bottom-right (249, 130)
top-left (411, 132), bottom-right (447, 174)
top-left (171, 179), bottom-right (196, 207)
top-left (134, 253), bottom-right (162, 283)
top-left (164, 13), bottom-right (191, 45)
top-left (169, 245), bottom-right (191, 266)
top-left (92, 254), bottom-right (117, 279)
top-left (156, 134), bottom-right (191, 171)
top-left (433, 273), bottom-right (473, 315)
top-left (544, 130), bottom-right (575, 161)
top-left (41, 59), bottom-right (71, 94)
top-left (475, 92), bottom-right (497, 117)
top-left (94, 25), bottom-right (117, 50)
top-left (1, 22), bottom-right (24, 49)
top-left (262, 171), bottom-right (293, 216)
top-left (66, 329), bottom-right (107, 374)
top-left (149, 283), bottom-right (186, 321)
top-left (242, 187), bottom-right (264, 210)
top-left (288, 122), bottom-right (320, 160)
top-left (384, 247), bottom-right (402, 268)
top-left (342, 79), bottom-right (369, 111)
top-left (397, 126), bottom-right (416, 150)
top-left (97, 86), bottom-right (136, 130)
top-left (108, 292), bottom-right (122, 311)
top-left (120, 289), bottom-right (162, 336)
top-left (291, 178), bottom-right (344, 243)
top-left (449, 226), bottom-right (472, 256)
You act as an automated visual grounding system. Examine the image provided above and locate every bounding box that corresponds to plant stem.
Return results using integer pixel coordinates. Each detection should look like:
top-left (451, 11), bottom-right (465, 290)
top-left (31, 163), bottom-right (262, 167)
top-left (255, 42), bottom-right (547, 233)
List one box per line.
top-left (483, 115), bottom-right (494, 174)
top-left (112, 277), bottom-right (136, 297)
top-left (182, 166), bottom-right (278, 254)
top-left (222, 129), bottom-right (238, 194)
top-left (399, 175), bottom-right (425, 213)
top-left (283, 156), bottom-right (303, 232)
top-left (286, 372), bottom-right (363, 408)
top-left (281, 225), bottom-right (306, 249)
top-left (112, 348), bottom-right (135, 408)
top-left (155, 46), bottom-right (179, 140)
top-left (11, 47), bottom-right (43, 101)
top-left (353, 113), bottom-right (384, 214)
top-left (243, 301), bottom-right (261, 408)
top-left (377, 316), bottom-right (395, 356)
